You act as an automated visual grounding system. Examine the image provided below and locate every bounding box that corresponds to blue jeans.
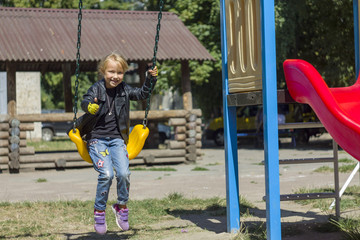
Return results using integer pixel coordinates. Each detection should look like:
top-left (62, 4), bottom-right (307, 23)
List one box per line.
top-left (88, 138), bottom-right (130, 211)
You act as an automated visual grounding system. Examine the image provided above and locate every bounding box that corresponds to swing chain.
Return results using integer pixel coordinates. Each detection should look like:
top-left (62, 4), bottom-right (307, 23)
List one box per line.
top-left (72, 0), bottom-right (161, 130)
top-left (73, 0), bottom-right (83, 131)
top-left (143, 0), bottom-right (164, 128)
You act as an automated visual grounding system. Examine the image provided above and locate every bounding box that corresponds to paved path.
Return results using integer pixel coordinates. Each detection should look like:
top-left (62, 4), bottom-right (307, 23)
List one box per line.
top-left (1, 135), bottom-right (358, 204)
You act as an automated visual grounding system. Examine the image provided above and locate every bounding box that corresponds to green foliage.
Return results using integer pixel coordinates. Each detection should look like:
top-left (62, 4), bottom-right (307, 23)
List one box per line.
top-left (156, 60), bottom-right (182, 94)
top-left (41, 73), bottom-right (64, 109)
top-left (276, 0), bottom-right (355, 88)
top-left (0, 0), bottom-right (128, 9)
top-left (167, 0), bottom-right (222, 119)
top-left (99, 0), bottom-right (127, 10)
top-left (145, 0), bottom-right (177, 11)
top-left (72, 72), bottom-right (98, 108)
top-left (2, 0), bottom-right (357, 120)
top-left (2, 0), bottom-right (222, 118)
top-left (41, 72), bottom-right (96, 110)
top-left (141, 0), bottom-right (223, 119)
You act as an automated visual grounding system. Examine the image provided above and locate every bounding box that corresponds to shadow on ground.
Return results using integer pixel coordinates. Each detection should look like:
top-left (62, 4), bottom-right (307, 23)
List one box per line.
top-left (63, 231), bottom-right (134, 240)
top-left (166, 202), bottom-right (347, 239)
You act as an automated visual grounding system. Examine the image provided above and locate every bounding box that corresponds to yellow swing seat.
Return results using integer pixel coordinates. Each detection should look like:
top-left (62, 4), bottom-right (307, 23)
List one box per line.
top-left (68, 124), bottom-right (149, 163)
top-left (127, 124), bottom-right (149, 160)
top-left (68, 128), bottom-right (92, 164)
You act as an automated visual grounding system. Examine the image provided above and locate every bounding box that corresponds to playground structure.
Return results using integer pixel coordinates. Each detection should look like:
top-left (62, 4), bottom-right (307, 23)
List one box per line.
top-left (221, 0), bottom-right (360, 239)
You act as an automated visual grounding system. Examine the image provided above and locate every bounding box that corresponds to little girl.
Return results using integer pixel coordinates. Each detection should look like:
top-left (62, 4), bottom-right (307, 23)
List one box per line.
top-left (75, 53), bottom-right (157, 234)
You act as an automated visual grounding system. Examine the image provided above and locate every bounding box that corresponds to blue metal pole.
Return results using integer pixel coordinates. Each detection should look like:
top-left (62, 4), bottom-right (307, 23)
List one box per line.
top-left (260, 0), bottom-right (281, 239)
top-left (220, 0), bottom-right (240, 233)
top-left (354, 0), bottom-right (359, 78)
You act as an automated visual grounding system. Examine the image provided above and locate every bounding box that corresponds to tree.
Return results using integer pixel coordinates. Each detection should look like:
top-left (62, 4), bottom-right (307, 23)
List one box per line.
top-left (155, 0), bottom-right (223, 119)
top-left (1, 0), bottom-right (221, 116)
top-left (276, 0), bottom-right (355, 88)
top-left (41, 72), bottom-right (97, 110)
top-left (171, 0), bottom-right (355, 119)
top-left (4, 0), bottom-right (355, 117)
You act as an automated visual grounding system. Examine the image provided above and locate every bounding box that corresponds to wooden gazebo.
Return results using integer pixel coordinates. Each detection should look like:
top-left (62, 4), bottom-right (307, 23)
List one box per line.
top-left (0, 7), bottom-right (213, 114)
top-left (0, 7), bottom-right (214, 172)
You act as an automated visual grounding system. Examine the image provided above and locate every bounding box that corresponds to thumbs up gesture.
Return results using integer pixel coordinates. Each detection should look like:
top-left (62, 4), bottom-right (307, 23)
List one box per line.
top-left (88, 98), bottom-right (99, 115)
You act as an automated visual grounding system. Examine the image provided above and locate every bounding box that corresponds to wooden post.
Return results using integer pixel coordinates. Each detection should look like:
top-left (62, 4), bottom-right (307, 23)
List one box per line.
top-left (6, 63), bottom-right (16, 116)
top-left (181, 60), bottom-right (193, 111)
top-left (8, 118), bottom-right (20, 172)
top-left (62, 63), bottom-right (73, 112)
top-left (185, 113), bottom-right (197, 162)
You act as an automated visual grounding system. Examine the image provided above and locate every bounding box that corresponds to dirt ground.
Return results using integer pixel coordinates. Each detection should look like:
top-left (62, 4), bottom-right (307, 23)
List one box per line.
top-left (0, 134), bottom-right (358, 239)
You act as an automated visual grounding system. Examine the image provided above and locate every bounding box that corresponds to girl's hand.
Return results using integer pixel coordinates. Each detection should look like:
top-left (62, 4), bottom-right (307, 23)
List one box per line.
top-left (148, 66), bottom-right (158, 77)
top-left (88, 98), bottom-right (99, 115)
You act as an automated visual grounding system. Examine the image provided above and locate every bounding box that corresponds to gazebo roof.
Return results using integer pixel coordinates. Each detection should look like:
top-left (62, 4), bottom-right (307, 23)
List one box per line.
top-left (0, 7), bottom-right (214, 72)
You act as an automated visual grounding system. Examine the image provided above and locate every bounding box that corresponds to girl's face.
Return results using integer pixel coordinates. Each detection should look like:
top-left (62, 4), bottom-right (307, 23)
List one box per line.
top-left (104, 59), bottom-right (124, 89)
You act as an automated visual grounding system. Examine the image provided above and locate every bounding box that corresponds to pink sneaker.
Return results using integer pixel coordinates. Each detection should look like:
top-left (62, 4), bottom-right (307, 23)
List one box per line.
top-left (94, 210), bottom-right (107, 235)
top-left (111, 204), bottom-right (129, 231)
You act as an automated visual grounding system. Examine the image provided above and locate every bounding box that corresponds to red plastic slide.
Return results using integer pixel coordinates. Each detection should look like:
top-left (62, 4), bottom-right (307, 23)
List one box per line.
top-left (283, 59), bottom-right (360, 161)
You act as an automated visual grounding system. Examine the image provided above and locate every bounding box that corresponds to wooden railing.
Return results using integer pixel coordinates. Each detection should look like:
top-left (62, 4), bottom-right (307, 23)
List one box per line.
top-left (0, 109), bottom-right (202, 172)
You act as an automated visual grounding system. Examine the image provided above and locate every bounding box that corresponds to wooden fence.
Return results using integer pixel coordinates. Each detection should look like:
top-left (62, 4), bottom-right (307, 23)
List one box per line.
top-left (0, 109), bottom-right (202, 172)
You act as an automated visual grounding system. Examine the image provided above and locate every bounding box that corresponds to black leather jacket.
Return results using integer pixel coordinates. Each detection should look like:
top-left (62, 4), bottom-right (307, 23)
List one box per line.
top-left (73, 76), bottom-right (156, 144)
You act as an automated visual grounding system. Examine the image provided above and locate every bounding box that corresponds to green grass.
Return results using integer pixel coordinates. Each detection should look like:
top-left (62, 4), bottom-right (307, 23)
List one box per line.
top-left (293, 187), bottom-right (335, 210)
top-left (36, 178), bottom-right (47, 183)
top-left (27, 137), bottom-right (76, 152)
top-left (206, 162), bottom-right (221, 166)
top-left (293, 186), bottom-right (360, 212)
top-left (233, 222), bottom-right (266, 240)
top-left (339, 164), bottom-right (358, 173)
top-left (339, 158), bottom-right (355, 164)
top-left (331, 218), bottom-right (360, 240)
top-left (0, 195), bottom-right (261, 240)
top-left (191, 166), bottom-right (209, 171)
top-left (314, 159), bottom-right (358, 173)
top-left (314, 166), bottom-right (333, 173)
top-left (292, 185), bottom-right (360, 238)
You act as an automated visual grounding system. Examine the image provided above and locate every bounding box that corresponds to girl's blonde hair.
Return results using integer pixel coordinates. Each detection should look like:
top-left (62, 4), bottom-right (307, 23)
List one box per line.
top-left (98, 53), bottom-right (129, 75)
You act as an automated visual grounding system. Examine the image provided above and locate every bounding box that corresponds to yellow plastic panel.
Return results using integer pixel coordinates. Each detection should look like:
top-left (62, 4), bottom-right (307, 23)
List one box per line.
top-left (225, 0), bottom-right (262, 93)
top-left (68, 128), bottom-right (92, 164)
top-left (69, 125), bottom-right (149, 162)
top-left (127, 124), bottom-right (149, 160)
